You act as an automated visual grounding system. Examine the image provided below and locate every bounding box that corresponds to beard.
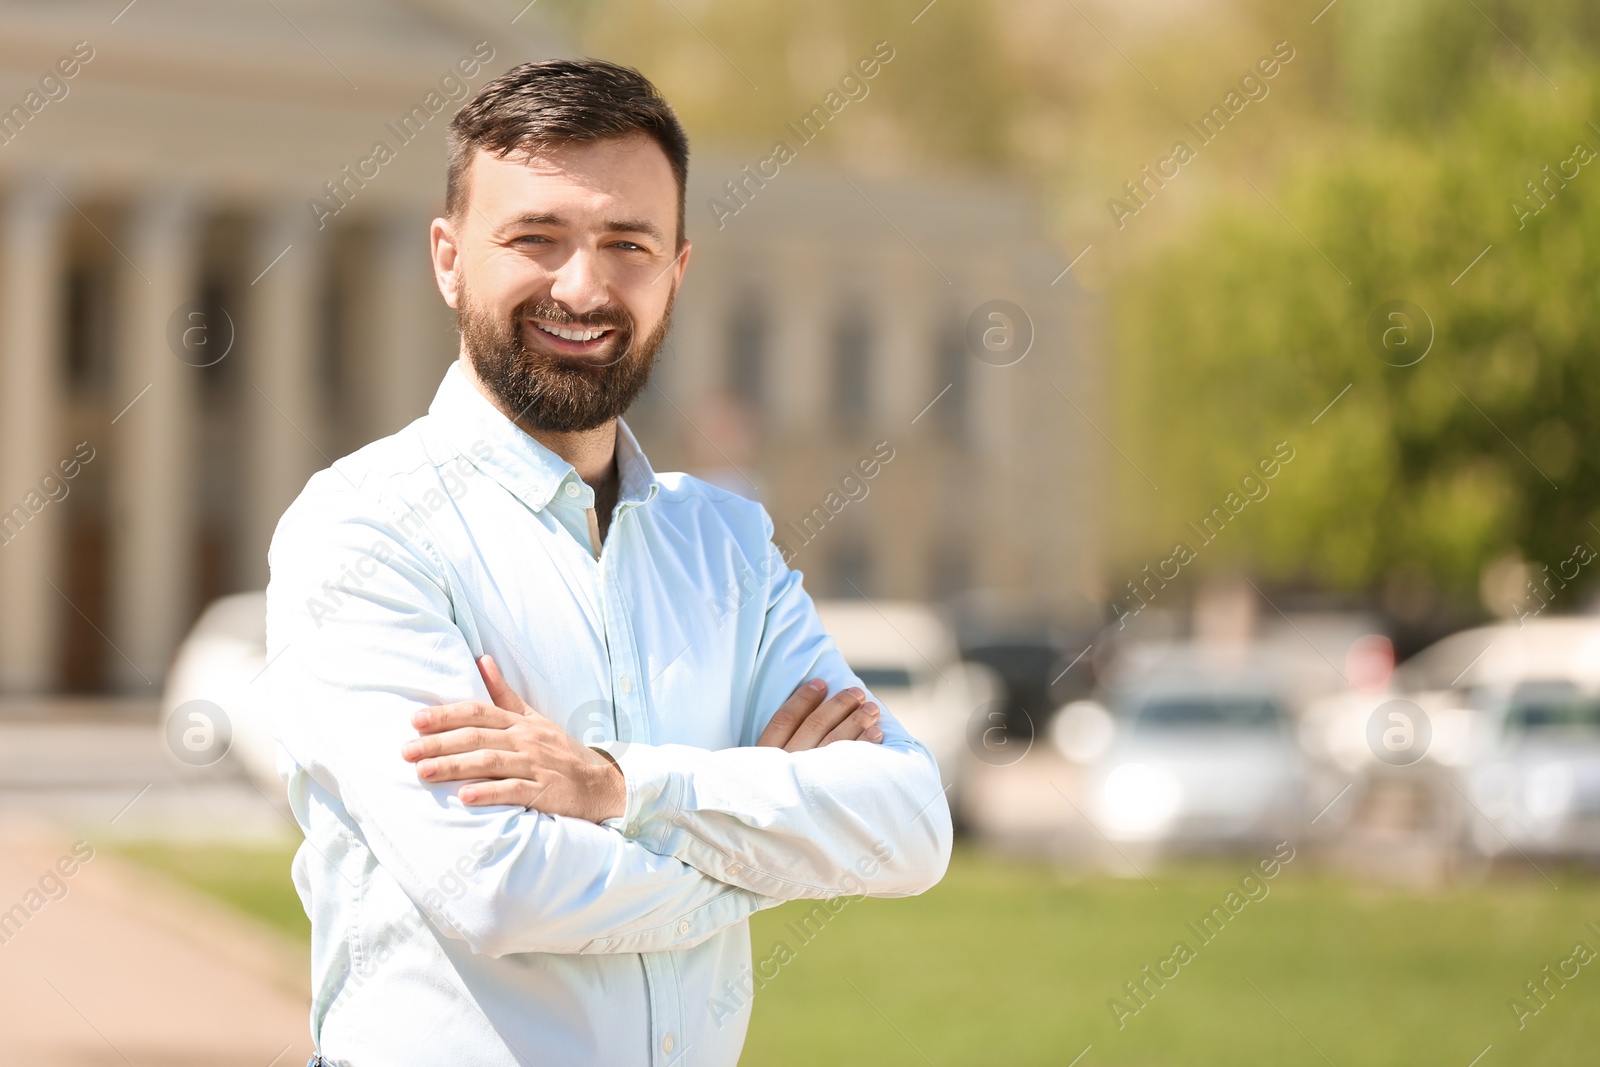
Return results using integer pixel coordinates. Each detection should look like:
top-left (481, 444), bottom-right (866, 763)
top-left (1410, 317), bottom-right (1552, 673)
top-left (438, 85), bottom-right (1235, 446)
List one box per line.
top-left (459, 278), bottom-right (673, 434)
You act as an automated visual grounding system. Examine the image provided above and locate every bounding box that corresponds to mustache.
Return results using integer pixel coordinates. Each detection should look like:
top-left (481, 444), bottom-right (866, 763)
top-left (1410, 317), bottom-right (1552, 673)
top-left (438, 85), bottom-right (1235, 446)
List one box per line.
top-left (517, 299), bottom-right (631, 333)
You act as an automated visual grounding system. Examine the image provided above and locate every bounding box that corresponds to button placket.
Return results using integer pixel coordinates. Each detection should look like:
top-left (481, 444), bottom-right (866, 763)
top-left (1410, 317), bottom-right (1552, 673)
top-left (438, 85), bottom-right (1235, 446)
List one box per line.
top-left (594, 505), bottom-right (682, 1065)
top-left (598, 514), bottom-right (646, 751)
top-left (640, 950), bottom-right (686, 1066)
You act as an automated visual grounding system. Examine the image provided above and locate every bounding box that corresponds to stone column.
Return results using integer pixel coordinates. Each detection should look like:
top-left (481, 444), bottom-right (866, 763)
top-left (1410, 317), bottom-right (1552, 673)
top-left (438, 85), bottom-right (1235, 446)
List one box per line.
top-left (241, 206), bottom-right (323, 590)
top-left (875, 245), bottom-right (928, 427)
top-left (964, 253), bottom-right (1013, 593)
top-left (766, 237), bottom-right (828, 433)
top-left (111, 191), bottom-right (200, 692)
top-left (0, 181), bottom-right (67, 692)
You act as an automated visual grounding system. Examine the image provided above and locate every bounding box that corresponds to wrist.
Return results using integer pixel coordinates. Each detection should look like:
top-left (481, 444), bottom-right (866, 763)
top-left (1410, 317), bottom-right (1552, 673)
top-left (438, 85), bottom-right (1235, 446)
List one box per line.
top-left (587, 748), bottom-right (627, 823)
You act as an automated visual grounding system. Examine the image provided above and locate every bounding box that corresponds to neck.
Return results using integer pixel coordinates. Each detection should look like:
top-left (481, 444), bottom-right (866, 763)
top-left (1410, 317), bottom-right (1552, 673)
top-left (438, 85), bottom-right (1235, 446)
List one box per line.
top-left (457, 354), bottom-right (619, 489)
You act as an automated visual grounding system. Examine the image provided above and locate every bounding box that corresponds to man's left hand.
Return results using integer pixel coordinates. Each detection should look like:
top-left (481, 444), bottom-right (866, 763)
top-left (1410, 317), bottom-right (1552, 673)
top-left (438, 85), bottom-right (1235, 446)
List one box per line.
top-left (401, 655), bottom-right (626, 822)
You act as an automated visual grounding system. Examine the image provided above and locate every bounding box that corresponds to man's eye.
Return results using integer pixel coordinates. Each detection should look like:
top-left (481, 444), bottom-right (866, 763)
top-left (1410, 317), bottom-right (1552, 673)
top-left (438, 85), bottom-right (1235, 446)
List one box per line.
top-left (513, 235), bottom-right (551, 246)
top-left (613, 241), bottom-right (645, 252)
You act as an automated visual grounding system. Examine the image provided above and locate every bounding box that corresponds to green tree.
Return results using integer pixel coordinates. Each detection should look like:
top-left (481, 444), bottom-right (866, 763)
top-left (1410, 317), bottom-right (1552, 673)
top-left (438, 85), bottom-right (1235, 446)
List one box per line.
top-left (1115, 67), bottom-right (1600, 614)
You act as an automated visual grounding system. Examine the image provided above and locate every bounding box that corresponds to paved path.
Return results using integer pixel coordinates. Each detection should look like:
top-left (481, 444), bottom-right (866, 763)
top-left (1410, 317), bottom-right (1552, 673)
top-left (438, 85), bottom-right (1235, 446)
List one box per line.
top-left (0, 819), bottom-right (313, 1066)
top-left (0, 705), bottom-right (314, 1064)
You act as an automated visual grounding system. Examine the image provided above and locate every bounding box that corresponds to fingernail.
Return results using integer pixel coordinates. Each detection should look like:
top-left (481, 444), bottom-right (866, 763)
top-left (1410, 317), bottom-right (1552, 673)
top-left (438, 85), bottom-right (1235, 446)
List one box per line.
top-left (807, 678), bottom-right (827, 692)
top-left (866, 727), bottom-right (883, 742)
top-left (849, 687), bottom-right (865, 702)
top-left (401, 741), bottom-right (420, 760)
top-left (865, 704), bottom-right (879, 719)
top-left (419, 762), bottom-right (435, 779)
top-left (412, 710), bottom-right (430, 729)
top-left (461, 788), bottom-right (477, 803)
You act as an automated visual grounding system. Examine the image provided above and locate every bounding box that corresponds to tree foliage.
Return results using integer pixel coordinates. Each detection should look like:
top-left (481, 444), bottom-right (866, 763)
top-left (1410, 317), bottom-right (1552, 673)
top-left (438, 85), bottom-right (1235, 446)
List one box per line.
top-left (1114, 1), bottom-right (1600, 617)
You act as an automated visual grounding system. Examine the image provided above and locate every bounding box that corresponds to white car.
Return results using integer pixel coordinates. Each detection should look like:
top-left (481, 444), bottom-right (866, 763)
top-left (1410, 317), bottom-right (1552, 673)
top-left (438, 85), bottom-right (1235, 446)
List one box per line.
top-left (1054, 642), bottom-right (1307, 849)
top-left (813, 600), bottom-right (1000, 805)
top-left (1398, 618), bottom-right (1600, 858)
top-left (161, 591), bottom-right (278, 789)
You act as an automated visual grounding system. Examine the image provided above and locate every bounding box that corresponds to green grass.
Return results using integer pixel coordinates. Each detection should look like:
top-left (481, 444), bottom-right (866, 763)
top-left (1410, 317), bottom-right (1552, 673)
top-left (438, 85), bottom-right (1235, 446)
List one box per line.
top-left (116, 842), bottom-right (1600, 1065)
top-left (111, 841), bottom-right (310, 940)
top-left (744, 851), bottom-right (1600, 1066)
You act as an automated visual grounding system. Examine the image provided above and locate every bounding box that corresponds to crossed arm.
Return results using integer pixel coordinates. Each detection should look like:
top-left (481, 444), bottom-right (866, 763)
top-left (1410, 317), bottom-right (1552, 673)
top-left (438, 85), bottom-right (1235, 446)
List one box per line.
top-left (402, 653), bottom-right (886, 818)
top-left (266, 494), bottom-right (952, 960)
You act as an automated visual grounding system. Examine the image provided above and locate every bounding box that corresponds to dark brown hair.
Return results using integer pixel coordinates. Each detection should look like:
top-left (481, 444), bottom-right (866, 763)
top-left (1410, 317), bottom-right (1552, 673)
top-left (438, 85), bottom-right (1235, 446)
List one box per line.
top-left (446, 59), bottom-right (689, 243)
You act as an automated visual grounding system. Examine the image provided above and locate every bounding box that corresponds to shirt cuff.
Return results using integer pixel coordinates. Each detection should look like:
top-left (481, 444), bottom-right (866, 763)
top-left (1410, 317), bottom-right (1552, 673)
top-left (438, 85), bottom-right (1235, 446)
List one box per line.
top-left (588, 741), bottom-right (682, 851)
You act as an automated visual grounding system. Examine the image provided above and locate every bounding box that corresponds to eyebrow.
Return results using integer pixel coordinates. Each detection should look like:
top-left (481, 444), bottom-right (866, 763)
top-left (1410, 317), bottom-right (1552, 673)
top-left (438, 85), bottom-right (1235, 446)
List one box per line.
top-left (499, 212), bottom-right (667, 245)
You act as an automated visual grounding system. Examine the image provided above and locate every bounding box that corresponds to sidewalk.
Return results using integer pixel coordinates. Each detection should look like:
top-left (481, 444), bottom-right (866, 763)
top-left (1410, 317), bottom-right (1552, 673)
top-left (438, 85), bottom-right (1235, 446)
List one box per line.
top-left (0, 820), bottom-right (314, 1065)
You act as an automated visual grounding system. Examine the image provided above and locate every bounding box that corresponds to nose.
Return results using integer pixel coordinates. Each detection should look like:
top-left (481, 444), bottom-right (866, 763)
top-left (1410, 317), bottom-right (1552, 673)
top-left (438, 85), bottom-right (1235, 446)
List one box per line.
top-left (546, 247), bottom-right (609, 317)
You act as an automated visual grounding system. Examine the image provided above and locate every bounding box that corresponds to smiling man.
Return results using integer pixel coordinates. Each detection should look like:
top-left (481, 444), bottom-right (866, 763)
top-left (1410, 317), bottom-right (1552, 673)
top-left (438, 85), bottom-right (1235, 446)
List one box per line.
top-left (264, 60), bottom-right (952, 1067)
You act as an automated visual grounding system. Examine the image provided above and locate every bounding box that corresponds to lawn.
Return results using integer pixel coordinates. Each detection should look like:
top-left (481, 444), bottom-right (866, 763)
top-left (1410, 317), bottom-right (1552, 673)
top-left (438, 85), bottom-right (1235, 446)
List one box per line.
top-left (112, 840), bottom-right (311, 941)
top-left (116, 842), bottom-right (1600, 1065)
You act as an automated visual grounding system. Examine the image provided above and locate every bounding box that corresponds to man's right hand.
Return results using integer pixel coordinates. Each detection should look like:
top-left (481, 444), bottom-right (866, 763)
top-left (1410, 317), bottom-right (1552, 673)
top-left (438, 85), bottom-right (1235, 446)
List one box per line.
top-left (755, 679), bottom-right (883, 751)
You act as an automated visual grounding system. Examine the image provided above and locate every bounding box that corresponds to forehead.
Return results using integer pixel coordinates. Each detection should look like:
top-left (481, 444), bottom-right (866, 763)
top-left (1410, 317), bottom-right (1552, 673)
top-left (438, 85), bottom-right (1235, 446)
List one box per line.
top-left (464, 134), bottom-right (677, 226)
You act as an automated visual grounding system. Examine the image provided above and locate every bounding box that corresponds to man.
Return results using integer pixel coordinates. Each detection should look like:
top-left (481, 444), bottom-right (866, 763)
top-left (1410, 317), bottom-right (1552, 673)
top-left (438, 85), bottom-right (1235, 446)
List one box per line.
top-left (264, 59), bottom-right (951, 1067)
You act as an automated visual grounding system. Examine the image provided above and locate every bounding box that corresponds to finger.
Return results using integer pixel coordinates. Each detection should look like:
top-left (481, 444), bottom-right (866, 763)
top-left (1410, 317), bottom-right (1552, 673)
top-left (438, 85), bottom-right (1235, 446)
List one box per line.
top-left (412, 700), bottom-right (519, 734)
top-left (787, 688), bottom-right (865, 751)
top-left (402, 726), bottom-right (512, 762)
top-left (478, 655), bottom-right (530, 715)
top-left (755, 678), bottom-right (828, 748)
top-left (460, 778), bottom-right (550, 809)
top-left (820, 702), bottom-right (882, 746)
top-left (416, 748), bottom-right (520, 783)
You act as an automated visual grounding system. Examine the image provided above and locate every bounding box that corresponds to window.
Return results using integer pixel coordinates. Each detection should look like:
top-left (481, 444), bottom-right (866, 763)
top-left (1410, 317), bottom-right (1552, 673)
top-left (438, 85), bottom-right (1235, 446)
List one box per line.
top-left (63, 257), bottom-right (113, 398)
top-left (831, 539), bottom-right (873, 598)
top-left (831, 303), bottom-right (871, 432)
top-left (1132, 696), bottom-right (1283, 731)
top-left (854, 666), bottom-right (917, 691)
top-left (725, 296), bottom-right (766, 412)
top-left (933, 313), bottom-right (968, 438)
top-left (928, 540), bottom-right (970, 602)
top-left (1505, 681), bottom-right (1600, 733)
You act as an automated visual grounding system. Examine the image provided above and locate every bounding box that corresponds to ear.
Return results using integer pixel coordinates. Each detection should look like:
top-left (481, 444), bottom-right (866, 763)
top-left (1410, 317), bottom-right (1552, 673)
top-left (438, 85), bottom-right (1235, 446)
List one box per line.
top-left (666, 237), bottom-right (693, 290)
top-left (431, 215), bottom-right (462, 309)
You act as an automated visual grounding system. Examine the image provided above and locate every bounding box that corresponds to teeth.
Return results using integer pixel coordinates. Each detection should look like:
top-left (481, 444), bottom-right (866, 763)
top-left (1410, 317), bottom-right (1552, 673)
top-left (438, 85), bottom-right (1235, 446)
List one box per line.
top-left (534, 321), bottom-right (607, 342)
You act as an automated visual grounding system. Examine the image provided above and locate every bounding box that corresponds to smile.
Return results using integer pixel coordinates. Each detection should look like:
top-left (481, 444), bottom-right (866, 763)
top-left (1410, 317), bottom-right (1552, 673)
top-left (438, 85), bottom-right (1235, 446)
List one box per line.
top-left (529, 320), bottom-right (613, 344)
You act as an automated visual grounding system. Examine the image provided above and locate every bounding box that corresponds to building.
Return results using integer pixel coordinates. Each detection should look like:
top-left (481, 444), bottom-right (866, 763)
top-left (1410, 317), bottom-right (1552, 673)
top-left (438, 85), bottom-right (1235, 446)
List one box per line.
top-left (650, 164), bottom-right (1102, 621)
top-left (0, 0), bottom-right (1100, 695)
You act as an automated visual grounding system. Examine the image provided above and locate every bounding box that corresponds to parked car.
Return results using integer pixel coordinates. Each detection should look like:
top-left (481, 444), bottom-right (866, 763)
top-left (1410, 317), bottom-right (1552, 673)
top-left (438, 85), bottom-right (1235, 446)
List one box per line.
top-left (814, 600), bottom-right (1001, 806)
top-left (957, 638), bottom-right (1064, 738)
top-left (161, 591), bottom-right (277, 788)
top-left (1053, 641), bottom-right (1308, 849)
top-left (1397, 618), bottom-right (1600, 859)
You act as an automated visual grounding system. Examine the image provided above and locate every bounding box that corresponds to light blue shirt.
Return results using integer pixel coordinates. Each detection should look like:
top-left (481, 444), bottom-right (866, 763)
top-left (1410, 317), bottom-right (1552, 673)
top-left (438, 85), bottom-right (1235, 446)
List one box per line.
top-left (263, 362), bottom-right (952, 1066)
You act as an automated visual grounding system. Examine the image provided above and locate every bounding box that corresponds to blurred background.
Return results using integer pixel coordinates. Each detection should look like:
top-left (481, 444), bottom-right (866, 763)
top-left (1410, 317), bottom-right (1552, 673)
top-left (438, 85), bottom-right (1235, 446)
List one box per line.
top-left (1, 0), bottom-right (1598, 1063)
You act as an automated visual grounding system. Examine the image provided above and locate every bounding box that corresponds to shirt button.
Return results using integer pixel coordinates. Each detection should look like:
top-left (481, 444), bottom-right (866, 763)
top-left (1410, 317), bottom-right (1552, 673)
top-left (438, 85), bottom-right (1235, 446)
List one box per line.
top-left (677, 919), bottom-right (690, 934)
top-left (625, 825), bottom-right (639, 838)
top-left (619, 674), bottom-right (633, 694)
top-left (725, 863), bottom-right (742, 876)
top-left (662, 1033), bottom-right (675, 1054)
top-left (564, 482), bottom-right (580, 498)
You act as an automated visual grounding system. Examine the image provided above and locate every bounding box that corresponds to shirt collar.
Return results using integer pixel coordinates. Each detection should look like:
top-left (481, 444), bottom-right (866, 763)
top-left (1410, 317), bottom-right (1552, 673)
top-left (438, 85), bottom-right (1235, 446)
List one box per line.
top-left (428, 361), bottom-right (660, 513)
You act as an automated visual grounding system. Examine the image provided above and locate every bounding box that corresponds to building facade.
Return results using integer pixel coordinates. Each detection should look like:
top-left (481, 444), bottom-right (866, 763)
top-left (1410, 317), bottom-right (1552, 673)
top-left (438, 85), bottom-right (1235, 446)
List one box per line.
top-left (0, 0), bottom-right (1100, 695)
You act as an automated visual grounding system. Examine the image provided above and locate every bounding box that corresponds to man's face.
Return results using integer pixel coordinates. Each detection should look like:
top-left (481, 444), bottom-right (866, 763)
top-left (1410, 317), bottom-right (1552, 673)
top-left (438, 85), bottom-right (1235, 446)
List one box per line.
top-left (432, 134), bottom-right (689, 433)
